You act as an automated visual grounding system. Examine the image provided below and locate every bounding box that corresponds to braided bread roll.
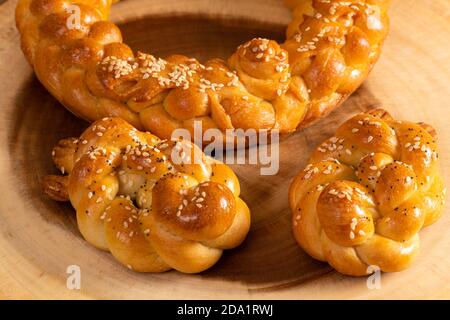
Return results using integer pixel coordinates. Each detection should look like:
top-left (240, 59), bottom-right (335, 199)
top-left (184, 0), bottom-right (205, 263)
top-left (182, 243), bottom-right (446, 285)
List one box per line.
top-left (43, 117), bottom-right (251, 273)
top-left (16, 0), bottom-right (389, 142)
top-left (289, 109), bottom-right (446, 276)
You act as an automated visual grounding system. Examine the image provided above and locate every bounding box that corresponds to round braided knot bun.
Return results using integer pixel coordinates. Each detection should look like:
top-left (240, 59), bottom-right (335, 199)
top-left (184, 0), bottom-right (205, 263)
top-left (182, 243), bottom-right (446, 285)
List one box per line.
top-left (16, 0), bottom-right (389, 142)
top-left (43, 117), bottom-right (251, 273)
top-left (289, 109), bottom-right (446, 276)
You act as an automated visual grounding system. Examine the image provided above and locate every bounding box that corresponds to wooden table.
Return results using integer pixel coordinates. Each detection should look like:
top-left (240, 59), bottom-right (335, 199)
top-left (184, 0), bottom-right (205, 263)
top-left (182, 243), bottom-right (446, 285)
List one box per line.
top-left (0, 0), bottom-right (449, 299)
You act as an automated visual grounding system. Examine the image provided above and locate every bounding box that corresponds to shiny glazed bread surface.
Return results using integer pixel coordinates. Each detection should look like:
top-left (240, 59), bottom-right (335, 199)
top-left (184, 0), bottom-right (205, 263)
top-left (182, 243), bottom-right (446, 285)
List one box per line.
top-left (43, 117), bottom-right (251, 273)
top-left (16, 0), bottom-right (390, 141)
top-left (289, 109), bottom-right (446, 276)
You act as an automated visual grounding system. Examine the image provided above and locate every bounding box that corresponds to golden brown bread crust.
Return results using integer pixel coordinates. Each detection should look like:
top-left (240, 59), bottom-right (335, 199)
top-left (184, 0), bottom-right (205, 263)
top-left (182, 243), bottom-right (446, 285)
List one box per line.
top-left (289, 109), bottom-right (446, 276)
top-left (16, 0), bottom-right (390, 141)
top-left (43, 117), bottom-right (251, 273)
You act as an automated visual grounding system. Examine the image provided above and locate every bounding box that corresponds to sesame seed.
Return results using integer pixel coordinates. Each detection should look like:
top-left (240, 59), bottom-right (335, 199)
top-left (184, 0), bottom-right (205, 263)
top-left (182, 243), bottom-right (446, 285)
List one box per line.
top-left (350, 218), bottom-right (358, 230)
top-left (323, 165), bottom-right (333, 175)
top-left (330, 137), bottom-right (339, 143)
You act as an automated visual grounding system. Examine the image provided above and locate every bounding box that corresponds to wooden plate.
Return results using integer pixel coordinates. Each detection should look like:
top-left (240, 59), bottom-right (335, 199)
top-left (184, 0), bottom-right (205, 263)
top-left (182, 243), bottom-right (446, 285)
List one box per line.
top-left (0, 0), bottom-right (449, 299)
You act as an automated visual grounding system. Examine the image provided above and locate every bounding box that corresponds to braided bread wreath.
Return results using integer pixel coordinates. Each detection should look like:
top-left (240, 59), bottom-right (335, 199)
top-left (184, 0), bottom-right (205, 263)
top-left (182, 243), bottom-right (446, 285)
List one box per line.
top-left (289, 109), bottom-right (446, 276)
top-left (43, 117), bottom-right (251, 273)
top-left (16, 0), bottom-right (390, 142)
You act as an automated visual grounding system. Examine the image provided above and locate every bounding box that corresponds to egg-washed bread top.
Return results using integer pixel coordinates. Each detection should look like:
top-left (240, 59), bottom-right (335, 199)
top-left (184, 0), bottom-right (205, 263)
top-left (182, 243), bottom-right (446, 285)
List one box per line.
top-left (43, 117), bottom-right (251, 273)
top-left (16, 0), bottom-right (389, 141)
top-left (289, 108), bottom-right (446, 276)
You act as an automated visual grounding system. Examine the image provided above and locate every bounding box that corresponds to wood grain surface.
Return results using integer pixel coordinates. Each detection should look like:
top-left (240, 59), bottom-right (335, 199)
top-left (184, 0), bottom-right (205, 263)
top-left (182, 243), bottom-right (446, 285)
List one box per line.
top-left (0, 0), bottom-right (449, 299)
